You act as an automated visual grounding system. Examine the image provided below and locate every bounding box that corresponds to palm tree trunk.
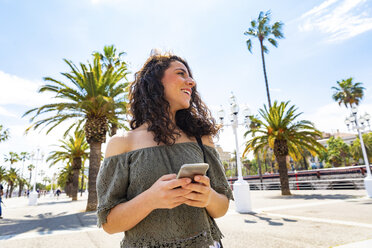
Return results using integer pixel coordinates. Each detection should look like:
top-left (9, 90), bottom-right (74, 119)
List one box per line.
top-left (6, 184), bottom-right (10, 198)
top-left (71, 157), bottom-right (82, 201)
top-left (80, 168), bottom-right (84, 197)
top-left (86, 141), bottom-right (101, 211)
top-left (66, 183), bottom-right (72, 197)
top-left (277, 155), bottom-right (291, 195)
top-left (9, 184), bottom-right (14, 198)
top-left (256, 153), bottom-right (263, 190)
top-left (259, 39), bottom-right (272, 109)
top-left (18, 182), bottom-right (24, 197)
top-left (302, 157), bottom-right (308, 170)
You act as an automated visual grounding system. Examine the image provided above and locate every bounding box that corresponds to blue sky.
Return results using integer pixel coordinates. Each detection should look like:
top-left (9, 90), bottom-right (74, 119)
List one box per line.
top-left (0, 0), bottom-right (372, 177)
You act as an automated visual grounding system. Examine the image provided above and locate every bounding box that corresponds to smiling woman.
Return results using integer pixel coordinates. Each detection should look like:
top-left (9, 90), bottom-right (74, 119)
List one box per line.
top-left (96, 52), bottom-right (233, 248)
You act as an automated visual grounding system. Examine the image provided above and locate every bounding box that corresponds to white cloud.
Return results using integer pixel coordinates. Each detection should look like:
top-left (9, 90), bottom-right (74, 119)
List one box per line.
top-left (0, 120), bottom-right (83, 178)
top-left (302, 102), bottom-right (372, 133)
top-left (0, 106), bottom-right (17, 117)
top-left (299, 0), bottom-right (372, 42)
top-left (0, 71), bottom-right (57, 107)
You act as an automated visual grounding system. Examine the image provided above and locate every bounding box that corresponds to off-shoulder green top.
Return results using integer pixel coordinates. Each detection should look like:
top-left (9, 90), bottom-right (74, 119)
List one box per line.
top-left (96, 142), bottom-right (234, 248)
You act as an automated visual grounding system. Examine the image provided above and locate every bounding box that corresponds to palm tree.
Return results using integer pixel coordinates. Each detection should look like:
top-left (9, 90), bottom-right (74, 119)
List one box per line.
top-left (47, 129), bottom-right (89, 201)
top-left (57, 164), bottom-right (74, 196)
top-left (17, 176), bottom-right (27, 197)
top-left (0, 165), bottom-right (6, 182)
top-left (4, 168), bottom-right (18, 198)
top-left (19, 152), bottom-right (30, 179)
top-left (23, 50), bottom-right (129, 211)
top-left (94, 45), bottom-right (130, 136)
top-left (80, 158), bottom-right (88, 197)
top-left (27, 164), bottom-right (35, 185)
top-left (4, 152), bottom-right (20, 170)
top-left (94, 45), bottom-right (127, 70)
top-left (244, 10), bottom-right (284, 108)
top-left (332, 77), bottom-right (364, 108)
top-left (243, 101), bottom-right (325, 195)
top-left (0, 125), bottom-right (10, 142)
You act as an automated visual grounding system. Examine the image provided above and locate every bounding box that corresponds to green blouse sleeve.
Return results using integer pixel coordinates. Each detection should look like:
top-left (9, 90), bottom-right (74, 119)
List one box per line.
top-left (96, 154), bottom-right (130, 227)
top-left (204, 146), bottom-right (234, 201)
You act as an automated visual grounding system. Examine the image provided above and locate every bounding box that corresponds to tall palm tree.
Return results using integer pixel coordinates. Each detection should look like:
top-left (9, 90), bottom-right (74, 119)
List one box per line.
top-left (244, 10), bottom-right (284, 108)
top-left (17, 176), bottom-right (27, 197)
top-left (94, 45), bottom-right (127, 70)
top-left (27, 164), bottom-right (35, 185)
top-left (4, 152), bottom-right (20, 169)
top-left (0, 125), bottom-right (9, 142)
top-left (80, 157), bottom-right (88, 197)
top-left (57, 164), bottom-right (74, 196)
top-left (47, 129), bottom-right (89, 201)
top-left (4, 168), bottom-right (18, 198)
top-left (243, 101), bottom-right (325, 195)
top-left (19, 152), bottom-right (30, 179)
top-left (332, 77), bottom-right (364, 108)
top-left (23, 51), bottom-right (129, 211)
top-left (94, 45), bottom-right (129, 136)
top-left (0, 165), bottom-right (6, 182)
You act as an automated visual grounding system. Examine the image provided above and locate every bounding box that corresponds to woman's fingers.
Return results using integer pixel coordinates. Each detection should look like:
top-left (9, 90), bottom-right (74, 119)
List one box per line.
top-left (171, 188), bottom-right (192, 197)
top-left (159, 174), bottom-right (177, 181)
top-left (182, 183), bottom-right (209, 194)
top-left (194, 175), bottom-right (210, 186)
top-left (166, 178), bottom-right (191, 189)
top-left (183, 192), bottom-right (203, 201)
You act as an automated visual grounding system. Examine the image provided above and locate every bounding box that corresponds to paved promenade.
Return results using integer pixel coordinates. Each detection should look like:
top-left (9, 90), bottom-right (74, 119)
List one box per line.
top-left (0, 190), bottom-right (371, 248)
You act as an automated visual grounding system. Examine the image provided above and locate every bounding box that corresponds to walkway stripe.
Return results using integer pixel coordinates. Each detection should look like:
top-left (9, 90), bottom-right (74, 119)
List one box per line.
top-left (264, 212), bottom-right (372, 229)
top-left (254, 199), bottom-right (345, 212)
top-left (0, 226), bottom-right (100, 241)
top-left (335, 238), bottom-right (372, 248)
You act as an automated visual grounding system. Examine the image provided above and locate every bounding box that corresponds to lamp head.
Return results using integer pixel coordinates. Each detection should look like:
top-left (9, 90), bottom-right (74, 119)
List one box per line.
top-left (351, 105), bottom-right (358, 115)
top-left (242, 105), bottom-right (251, 118)
top-left (364, 113), bottom-right (370, 122)
top-left (344, 117), bottom-right (351, 126)
top-left (229, 92), bottom-right (237, 105)
top-left (230, 103), bottom-right (239, 115)
top-left (359, 116), bottom-right (365, 125)
top-left (217, 106), bottom-right (225, 120)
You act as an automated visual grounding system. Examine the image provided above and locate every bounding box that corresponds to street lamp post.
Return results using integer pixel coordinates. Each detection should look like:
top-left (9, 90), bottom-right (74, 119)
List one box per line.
top-left (28, 148), bottom-right (44, 206)
top-left (345, 106), bottom-right (372, 198)
top-left (217, 92), bottom-right (252, 213)
top-left (50, 173), bottom-right (56, 197)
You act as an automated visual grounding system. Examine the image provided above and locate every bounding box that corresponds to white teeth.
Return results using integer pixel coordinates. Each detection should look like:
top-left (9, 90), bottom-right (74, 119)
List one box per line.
top-left (182, 89), bottom-right (190, 95)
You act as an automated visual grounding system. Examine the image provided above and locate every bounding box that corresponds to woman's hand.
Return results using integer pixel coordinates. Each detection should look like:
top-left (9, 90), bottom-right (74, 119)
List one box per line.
top-left (182, 175), bottom-right (212, 208)
top-left (146, 174), bottom-right (192, 210)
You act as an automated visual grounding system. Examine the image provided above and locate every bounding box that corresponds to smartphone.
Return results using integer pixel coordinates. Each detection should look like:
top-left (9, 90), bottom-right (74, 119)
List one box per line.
top-left (176, 163), bottom-right (209, 181)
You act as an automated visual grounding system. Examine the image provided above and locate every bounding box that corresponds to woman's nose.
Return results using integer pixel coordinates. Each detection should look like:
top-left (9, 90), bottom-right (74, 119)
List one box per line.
top-left (187, 77), bottom-right (196, 87)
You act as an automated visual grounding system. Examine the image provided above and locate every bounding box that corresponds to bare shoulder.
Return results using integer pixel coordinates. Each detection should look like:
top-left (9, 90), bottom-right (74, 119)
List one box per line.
top-left (104, 133), bottom-right (134, 158)
top-left (201, 135), bottom-right (215, 148)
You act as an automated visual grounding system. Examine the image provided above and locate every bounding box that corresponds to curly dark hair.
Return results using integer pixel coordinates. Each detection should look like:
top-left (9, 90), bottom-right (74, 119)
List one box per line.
top-left (129, 53), bottom-right (219, 145)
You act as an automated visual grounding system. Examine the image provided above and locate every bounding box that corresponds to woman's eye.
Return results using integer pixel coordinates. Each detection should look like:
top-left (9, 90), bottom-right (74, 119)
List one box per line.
top-left (177, 72), bottom-right (185, 76)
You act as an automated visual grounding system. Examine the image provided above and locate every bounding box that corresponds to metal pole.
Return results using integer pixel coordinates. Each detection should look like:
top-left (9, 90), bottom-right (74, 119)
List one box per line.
top-left (232, 114), bottom-right (244, 182)
top-left (32, 148), bottom-right (40, 192)
top-left (352, 111), bottom-right (372, 198)
top-left (354, 113), bottom-right (371, 176)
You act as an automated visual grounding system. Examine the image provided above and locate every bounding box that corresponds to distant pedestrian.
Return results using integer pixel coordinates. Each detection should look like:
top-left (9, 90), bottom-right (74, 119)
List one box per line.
top-left (56, 189), bottom-right (61, 200)
top-left (0, 183), bottom-right (4, 219)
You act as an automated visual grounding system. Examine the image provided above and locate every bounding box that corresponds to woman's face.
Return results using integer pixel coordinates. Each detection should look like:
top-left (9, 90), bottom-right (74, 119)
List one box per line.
top-left (161, 60), bottom-right (196, 114)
